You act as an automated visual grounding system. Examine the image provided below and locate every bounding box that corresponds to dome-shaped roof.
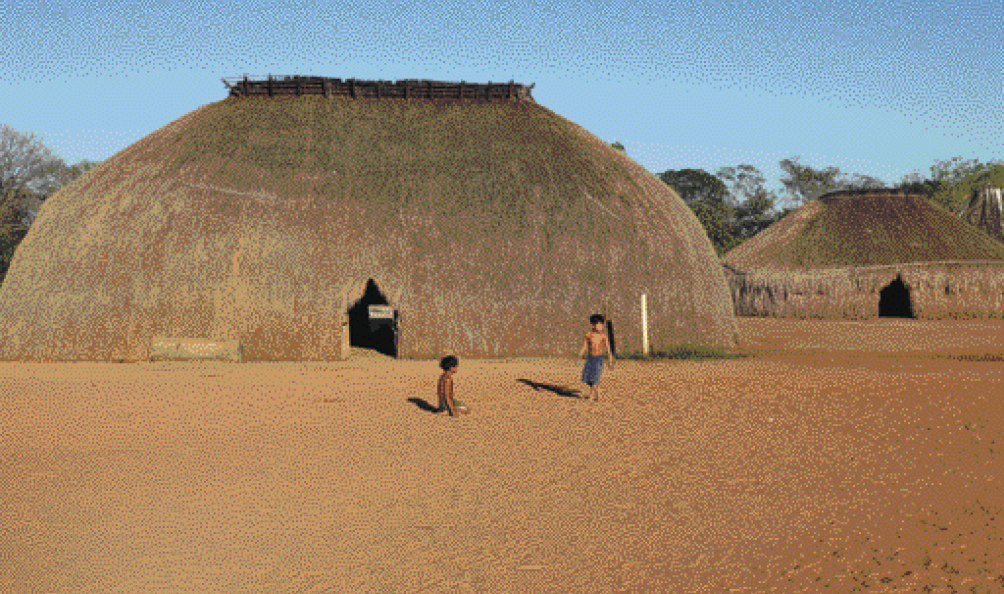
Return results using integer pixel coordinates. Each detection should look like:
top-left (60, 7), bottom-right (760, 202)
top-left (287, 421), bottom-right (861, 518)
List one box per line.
top-left (724, 189), bottom-right (1004, 271)
top-left (0, 84), bottom-right (736, 360)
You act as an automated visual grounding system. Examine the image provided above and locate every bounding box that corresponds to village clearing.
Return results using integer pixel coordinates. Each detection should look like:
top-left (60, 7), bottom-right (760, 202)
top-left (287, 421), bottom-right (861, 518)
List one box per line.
top-left (2, 318), bottom-right (1001, 593)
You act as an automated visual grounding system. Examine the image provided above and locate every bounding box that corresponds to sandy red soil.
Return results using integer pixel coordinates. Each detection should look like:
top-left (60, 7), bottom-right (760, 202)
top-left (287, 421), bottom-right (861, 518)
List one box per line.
top-left (1, 318), bottom-right (1001, 593)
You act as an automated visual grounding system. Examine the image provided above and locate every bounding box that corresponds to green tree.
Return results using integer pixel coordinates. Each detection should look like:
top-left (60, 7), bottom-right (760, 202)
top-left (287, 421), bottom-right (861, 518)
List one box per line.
top-left (717, 164), bottom-right (784, 241)
top-left (930, 157), bottom-right (987, 185)
top-left (930, 158), bottom-right (994, 212)
top-left (659, 167), bottom-right (737, 254)
top-left (900, 170), bottom-right (941, 199)
top-left (63, 159), bottom-right (101, 181)
top-left (944, 161), bottom-right (1004, 214)
top-left (659, 168), bottom-right (728, 205)
top-left (610, 141), bottom-right (626, 153)
top-left (899, 157), bottom-right (997, 212)
top-left (689, 198), bottom-right (738, 255)
top-left (778, 156), bottom-right (846, 205)
top-left (844, 173), bottom-right (886, 191)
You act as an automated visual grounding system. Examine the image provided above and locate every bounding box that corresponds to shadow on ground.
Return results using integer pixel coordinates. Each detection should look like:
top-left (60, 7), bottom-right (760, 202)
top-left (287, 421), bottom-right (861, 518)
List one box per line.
top-left (406, 397), bottom-right (442, 413)
top-left (517, 379), bottom-right (583, 399)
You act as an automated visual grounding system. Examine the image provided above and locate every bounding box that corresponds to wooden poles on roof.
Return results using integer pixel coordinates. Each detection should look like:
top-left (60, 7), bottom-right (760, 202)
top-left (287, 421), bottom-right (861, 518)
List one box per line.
top-left (221, 76), bottom-right (535, 101)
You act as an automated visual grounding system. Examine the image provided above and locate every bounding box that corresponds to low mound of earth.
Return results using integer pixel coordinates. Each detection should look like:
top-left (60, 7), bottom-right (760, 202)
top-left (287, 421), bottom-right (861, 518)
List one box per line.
top-left (2, 319), bottom-right (1001, 593)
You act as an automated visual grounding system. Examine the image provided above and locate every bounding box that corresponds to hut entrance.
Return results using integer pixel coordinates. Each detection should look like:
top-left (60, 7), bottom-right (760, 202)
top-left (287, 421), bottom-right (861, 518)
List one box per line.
top-left (878, 275), bottom-right (914, 318)
top-left (347, 279), bottom-right (398, 357)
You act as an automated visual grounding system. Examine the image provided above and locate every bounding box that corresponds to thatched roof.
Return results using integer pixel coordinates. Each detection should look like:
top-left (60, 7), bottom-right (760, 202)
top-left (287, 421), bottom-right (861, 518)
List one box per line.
top-left (723, 189), bottom-right (1004, 271)
top-left (961, 187), bottom-right (1004, 244)
top-left (0, 82), bottom-right (736, 361)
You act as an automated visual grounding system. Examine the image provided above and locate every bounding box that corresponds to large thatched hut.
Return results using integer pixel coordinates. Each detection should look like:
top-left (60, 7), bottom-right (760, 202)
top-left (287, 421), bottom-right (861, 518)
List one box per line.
top-left (0, 76), bottom-right (736, 361)
top-left (723, 188), bottom-right (1004, 319)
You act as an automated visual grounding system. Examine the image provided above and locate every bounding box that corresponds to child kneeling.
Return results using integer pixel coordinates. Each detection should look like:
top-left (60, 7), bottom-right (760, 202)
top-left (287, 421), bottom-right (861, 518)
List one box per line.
top-left (437, 355), bottom-right (469, 417)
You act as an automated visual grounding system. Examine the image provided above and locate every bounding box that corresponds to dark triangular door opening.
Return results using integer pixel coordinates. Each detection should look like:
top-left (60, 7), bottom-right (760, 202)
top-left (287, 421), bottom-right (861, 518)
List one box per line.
top-left (347, 279), bottom-right (398, 357)
top-left (878, 275), bottom-right (914, 318)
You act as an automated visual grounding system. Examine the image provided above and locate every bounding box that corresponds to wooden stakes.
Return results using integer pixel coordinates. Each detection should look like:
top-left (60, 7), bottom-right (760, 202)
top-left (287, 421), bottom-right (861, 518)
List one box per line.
top-left (221, 76), bottom-right (535, 102)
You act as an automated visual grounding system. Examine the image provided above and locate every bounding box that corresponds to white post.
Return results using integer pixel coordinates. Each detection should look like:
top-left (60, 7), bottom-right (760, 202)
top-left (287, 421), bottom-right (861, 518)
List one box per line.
top-left (640, 293), bottom-right (650, 357)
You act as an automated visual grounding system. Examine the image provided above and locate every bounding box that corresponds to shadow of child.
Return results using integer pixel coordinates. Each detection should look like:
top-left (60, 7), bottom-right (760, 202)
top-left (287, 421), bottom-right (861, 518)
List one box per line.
top-left (406, 397), bottom-right (442, 413)
top-left (517, 379), bottom-right (583, 399)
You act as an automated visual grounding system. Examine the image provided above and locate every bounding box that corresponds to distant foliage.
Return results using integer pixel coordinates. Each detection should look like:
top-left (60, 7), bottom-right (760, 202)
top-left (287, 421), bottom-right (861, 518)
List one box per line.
top-left (0, 125), bottom-right (98, 283)
top-left (610, 141), bottom-right (626, 153)
top-left (900, 158), bottom-right (1004, 213)
top-left (659, 168), bottom-right (728, 205)
top-left (844, 173), bottom-right (887, 191)
top-left (778, 156), bottom-right (887, 205)
top-left (0, 124), bottom-right (68, 198)
top-left (717, 165), bottom-right (786, 242)
top-left (778, 157), bottom-right (847, 204)
top-left (63, 159), bottom-right (102, 181)
top-left (659, 164), bottom-right (786, 255)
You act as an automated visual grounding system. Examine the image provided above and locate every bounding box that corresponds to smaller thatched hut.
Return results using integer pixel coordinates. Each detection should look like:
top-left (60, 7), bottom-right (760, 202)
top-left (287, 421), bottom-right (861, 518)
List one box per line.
top-left (723, 189), bottom-right (1004, 319)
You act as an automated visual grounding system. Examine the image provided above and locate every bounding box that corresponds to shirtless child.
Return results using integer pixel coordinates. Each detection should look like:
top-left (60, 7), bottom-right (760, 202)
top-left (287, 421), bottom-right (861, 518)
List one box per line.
top-left (578, 314), bottom-right (614, 401)
top-left (437, 355), bottom-right (469, 417)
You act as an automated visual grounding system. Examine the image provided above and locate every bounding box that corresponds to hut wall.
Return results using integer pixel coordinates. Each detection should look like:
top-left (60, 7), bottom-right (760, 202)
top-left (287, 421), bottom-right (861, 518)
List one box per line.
top-left (394, 230), bottom-right (737, 358)
top-left (727, 263), bottom-right (1004, 319)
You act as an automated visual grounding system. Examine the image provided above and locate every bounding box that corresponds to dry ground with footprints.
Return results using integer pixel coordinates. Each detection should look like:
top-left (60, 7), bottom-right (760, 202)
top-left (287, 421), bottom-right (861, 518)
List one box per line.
top-left (2, 318), bottom-right (1001, 593)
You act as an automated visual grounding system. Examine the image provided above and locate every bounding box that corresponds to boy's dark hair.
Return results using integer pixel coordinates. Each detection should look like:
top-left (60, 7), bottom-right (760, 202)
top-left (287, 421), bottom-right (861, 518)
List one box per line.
top-left (589, 314), bottom-right (605, 325)
top-left (439, 355), bottom-right (459, 371)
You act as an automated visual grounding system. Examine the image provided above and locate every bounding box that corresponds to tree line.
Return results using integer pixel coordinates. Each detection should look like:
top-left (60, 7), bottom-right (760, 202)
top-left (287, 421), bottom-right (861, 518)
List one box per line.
top-left (612, 142), bottom-right (1004, 255)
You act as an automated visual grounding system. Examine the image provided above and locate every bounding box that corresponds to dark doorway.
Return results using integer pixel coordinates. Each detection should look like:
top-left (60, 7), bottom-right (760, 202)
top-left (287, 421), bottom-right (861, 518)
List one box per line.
top-left (347, 279), bottom-right (398, 356)
top-left (606, 319), bottom-right (617, 356)
top-left (879, 275), bottom-right (914, 318)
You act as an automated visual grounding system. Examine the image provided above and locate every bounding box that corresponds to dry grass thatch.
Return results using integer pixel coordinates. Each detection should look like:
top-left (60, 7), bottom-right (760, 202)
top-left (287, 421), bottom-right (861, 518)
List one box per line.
top-left (725, 190), bottom-right (1004, 270)
top-left (961, 187), bottom-right (1004, 244)
top-left (149, 336), bottom-right (244, 362)
top-left (0, 92), bottom-right (736, 360)
top-left (726, 261), bottom-right (1004, 319)
top-left (722, 190), bottom-right (1004, 318)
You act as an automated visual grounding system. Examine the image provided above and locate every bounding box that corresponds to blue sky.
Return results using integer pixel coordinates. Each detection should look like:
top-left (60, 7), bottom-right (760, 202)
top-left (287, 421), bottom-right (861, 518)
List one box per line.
top-left (3, 0), bottom-right (1002, 196)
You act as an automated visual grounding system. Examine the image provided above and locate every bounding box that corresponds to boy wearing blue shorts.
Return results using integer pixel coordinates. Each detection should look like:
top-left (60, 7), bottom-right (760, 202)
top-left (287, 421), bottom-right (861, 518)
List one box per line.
top-left (578, 314), bottom-right (614, 401)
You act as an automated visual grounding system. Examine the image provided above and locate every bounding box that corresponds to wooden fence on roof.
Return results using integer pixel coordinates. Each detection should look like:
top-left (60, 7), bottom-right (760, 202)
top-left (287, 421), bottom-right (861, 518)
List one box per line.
top-left (221, 76), bottom-right (535, 101)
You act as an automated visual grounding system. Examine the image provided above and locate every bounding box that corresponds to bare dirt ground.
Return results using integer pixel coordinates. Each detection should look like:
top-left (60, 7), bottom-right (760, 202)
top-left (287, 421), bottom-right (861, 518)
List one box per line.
top-left (1, 318), bottom-right (1001, 593)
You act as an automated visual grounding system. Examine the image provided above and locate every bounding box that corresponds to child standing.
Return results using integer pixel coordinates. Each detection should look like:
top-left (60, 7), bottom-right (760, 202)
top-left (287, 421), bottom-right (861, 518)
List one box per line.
top-left (578, 314), bottom-right (614, 401)
top-left (437, 355), bottom-right (469, 417)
